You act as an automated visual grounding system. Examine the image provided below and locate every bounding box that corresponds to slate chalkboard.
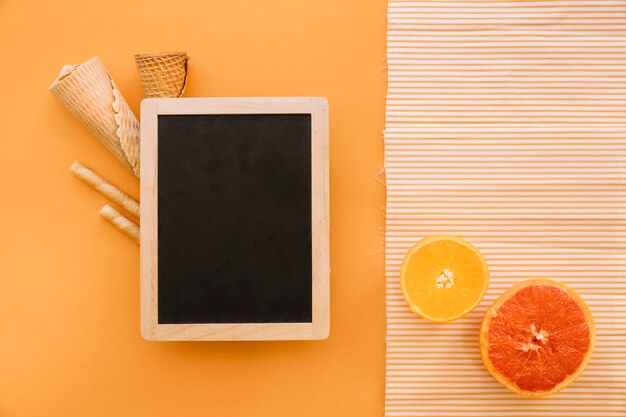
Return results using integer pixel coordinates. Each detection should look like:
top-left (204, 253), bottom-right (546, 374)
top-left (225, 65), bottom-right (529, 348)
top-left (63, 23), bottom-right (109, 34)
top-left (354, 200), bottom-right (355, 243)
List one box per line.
top-left (157, 114), bottom-right (313, 324)
top-left (140, 97), bottom-right (329, 341)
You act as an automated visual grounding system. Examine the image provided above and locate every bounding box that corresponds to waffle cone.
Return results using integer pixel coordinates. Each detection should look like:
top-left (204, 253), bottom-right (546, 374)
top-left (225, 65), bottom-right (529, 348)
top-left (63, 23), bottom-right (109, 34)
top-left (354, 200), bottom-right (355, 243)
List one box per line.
top-left (134, 52), bottom-right (189, 98)
top-left (48, 57), bottom-right (140, 178)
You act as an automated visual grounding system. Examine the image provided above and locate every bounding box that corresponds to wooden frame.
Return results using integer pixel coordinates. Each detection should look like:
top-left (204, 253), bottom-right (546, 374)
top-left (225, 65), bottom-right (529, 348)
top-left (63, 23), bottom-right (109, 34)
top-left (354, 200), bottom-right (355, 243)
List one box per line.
top-left (140, 97), bottom-right (329, 341)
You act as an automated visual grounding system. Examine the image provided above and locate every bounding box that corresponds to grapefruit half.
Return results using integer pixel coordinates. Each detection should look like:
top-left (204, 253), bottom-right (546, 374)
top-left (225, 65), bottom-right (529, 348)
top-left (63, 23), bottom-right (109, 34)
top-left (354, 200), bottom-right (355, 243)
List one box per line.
top-left (480, 279), bottom-right (596, 396)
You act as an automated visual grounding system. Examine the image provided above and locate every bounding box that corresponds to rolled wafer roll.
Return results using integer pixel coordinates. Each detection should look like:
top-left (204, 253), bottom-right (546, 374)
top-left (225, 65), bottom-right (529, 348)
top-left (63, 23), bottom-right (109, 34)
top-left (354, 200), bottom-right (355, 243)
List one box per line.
top-left (99, 204), bottom-right (140, 244)
top-left (49, 57), bottom-right (140, 178)
top-left (70, 161), bottom-right (140, 218)
top-left (134, 52), bottom-right (189, 98)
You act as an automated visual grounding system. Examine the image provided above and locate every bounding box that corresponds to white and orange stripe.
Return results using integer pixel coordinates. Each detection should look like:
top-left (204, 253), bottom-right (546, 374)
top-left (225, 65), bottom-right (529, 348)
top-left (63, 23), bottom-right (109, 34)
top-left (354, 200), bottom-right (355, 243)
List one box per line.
top-left (385, 1), bottom-right (626, 416)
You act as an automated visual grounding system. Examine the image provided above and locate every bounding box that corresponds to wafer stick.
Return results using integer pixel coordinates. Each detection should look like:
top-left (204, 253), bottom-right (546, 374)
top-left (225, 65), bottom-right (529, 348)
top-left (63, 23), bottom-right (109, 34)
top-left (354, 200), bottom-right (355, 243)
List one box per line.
top-left (99, 205), bottom-right (140, 244)
top-left (70, 161), bottom-right (140, 218)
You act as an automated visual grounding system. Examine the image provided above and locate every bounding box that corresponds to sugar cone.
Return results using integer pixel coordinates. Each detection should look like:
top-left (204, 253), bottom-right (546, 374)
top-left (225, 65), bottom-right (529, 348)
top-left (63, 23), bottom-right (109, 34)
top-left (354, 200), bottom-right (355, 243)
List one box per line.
top-left (49, 57), bottom-right (140, 178)
top-left (134, 51), bottom-right (189, 98)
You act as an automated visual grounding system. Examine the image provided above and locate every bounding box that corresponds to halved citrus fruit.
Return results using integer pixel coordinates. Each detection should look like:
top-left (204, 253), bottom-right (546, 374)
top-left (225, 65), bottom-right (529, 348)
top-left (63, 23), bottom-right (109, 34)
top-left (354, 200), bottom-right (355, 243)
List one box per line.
top-left (400, 235), bottom-right (490, 322)
top-left (480, 279), bottom-right (596, 396)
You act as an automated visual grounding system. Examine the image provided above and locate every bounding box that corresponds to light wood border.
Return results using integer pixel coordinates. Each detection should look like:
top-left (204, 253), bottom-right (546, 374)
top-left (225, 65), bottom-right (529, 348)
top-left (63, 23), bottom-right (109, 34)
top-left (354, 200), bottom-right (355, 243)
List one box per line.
top-left (140, 97), bottom-right (329, 341)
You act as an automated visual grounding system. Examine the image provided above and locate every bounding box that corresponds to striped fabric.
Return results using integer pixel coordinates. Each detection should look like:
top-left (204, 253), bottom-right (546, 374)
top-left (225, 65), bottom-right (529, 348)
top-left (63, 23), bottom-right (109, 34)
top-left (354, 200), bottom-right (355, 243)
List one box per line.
top-left (384, 1), bottom-right (626, 416)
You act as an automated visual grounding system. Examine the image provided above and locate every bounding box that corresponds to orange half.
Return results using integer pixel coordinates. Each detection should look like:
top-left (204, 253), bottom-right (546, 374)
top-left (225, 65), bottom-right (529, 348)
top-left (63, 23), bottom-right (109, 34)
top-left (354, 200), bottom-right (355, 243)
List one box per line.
top-left (400, 235), bottom-right (490, 322)
top-left (480, 279), bottom-right (596, 396)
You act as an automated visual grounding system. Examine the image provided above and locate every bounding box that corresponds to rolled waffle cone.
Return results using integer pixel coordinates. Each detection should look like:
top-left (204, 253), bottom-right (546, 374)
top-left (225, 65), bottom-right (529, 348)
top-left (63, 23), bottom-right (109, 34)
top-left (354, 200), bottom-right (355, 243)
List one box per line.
top-left (49, 57), bottom-right (140, 178)
top-left (134, 51), bottom-right (189, 98)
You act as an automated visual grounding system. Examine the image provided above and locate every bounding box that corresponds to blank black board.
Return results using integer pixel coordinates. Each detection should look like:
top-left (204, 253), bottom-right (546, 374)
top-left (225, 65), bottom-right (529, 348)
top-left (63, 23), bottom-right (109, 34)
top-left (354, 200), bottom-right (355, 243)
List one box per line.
top-left (157, 114), bottom-right (312, 324)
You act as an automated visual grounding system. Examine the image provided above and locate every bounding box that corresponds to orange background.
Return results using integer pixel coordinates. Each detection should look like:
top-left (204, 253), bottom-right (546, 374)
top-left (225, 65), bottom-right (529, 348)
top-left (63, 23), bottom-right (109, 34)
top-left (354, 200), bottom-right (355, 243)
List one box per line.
top-left (0, 0), bottom-right (386, 416)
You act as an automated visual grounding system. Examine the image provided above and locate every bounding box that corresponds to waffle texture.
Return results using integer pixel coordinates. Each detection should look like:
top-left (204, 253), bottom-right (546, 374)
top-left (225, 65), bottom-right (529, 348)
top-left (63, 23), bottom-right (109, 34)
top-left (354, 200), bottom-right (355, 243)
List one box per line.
top-left (49, 57), bottom-right (140, 177)
top-left (134, 51), bottom-right (189, 98)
